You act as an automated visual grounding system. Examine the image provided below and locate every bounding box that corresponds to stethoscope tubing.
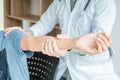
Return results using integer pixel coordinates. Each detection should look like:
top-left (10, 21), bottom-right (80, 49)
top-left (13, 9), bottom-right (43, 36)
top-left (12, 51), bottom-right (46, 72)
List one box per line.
top-left (84, 0), bottom-right (91, 10)
top-left (59, 0), bottom-right (91, 11)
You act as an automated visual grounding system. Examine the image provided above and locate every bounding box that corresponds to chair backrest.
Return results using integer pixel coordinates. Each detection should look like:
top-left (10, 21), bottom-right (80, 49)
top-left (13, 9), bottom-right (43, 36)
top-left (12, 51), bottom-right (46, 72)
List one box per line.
top-left (27, 52), bottom-right (59, 80)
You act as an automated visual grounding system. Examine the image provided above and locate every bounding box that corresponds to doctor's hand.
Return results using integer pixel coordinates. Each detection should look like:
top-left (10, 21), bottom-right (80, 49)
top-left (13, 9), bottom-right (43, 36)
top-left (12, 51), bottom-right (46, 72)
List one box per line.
top-left (73, 33), bottom-right (111, 55)
top-left (42, 34), bottom-right (69, 57)
top-left (4, 27), bottom-right (25, 36)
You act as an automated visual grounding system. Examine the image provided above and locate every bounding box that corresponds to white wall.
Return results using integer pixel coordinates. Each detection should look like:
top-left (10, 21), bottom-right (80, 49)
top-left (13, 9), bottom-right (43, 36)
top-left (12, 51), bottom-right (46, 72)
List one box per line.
top-left (0, 0), bottom-right (4, 30)
top-left (112, 0), bottom-right (120, 77)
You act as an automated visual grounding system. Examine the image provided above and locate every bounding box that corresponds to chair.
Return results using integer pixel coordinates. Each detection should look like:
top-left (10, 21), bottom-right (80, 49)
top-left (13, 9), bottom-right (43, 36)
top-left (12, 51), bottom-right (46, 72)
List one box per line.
top-left (27, 52), bottom-right (59, 80)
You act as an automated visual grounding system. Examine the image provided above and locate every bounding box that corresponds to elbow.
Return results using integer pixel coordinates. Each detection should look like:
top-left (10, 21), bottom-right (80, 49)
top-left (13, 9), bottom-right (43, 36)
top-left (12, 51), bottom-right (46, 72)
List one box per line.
top-left (20, 36), bottom-right (34, 51)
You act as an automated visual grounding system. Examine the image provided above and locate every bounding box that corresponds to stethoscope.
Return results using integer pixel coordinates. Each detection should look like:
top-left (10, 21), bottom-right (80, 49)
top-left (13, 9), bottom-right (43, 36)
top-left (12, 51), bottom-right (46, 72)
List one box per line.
top-left (83, 0), bottom-right (91, 11)
top-left (81, 0), bottom-right (91, 15)
top-left (58, 0), bottom-right (91, 16)
top-left (59, 0), bottom-right (91, 10)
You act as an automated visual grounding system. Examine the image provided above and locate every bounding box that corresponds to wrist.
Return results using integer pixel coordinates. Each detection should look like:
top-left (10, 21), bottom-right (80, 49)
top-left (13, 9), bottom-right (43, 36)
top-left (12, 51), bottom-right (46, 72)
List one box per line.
top-left (72, 37), bottom-right (82, 50)
top-left (70, 38), bottom-right (76, 49)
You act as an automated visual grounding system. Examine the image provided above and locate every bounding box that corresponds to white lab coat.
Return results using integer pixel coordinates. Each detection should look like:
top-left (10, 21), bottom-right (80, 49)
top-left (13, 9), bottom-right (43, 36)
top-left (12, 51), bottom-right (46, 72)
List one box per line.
top-left (29, 0), bottom-right (120, 80)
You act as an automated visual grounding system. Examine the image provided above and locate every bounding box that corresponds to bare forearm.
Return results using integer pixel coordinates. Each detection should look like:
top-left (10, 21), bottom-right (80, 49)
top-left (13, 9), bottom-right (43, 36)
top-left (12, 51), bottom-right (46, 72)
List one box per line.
top-left (20, 36), bottom-right (75, 52)
top-left (20, 32), bottom-right (111, 55)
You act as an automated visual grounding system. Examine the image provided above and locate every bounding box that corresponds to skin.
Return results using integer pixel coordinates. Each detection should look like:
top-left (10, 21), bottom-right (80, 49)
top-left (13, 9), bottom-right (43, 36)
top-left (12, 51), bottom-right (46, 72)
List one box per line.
top-left (42, 32), bottom-right (111, 57)
top-left (4, 27), bottom-right (111, 57)
top-left (20, 32), bottom-right (111, 57)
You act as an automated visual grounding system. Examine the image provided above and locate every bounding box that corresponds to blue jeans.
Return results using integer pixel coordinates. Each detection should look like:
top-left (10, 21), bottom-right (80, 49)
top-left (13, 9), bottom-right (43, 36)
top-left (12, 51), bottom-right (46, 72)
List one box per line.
top-left (60, 76), bottom-right (66, 80)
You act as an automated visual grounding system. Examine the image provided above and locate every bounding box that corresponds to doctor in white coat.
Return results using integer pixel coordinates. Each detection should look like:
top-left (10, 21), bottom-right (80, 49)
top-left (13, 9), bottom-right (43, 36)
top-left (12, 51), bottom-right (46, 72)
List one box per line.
top-left (28, 0), bottom-right (119, 80)
top-left (5, 0), bottom-right (120, 80)
top-left (27, 0), bottom-right (120, 80)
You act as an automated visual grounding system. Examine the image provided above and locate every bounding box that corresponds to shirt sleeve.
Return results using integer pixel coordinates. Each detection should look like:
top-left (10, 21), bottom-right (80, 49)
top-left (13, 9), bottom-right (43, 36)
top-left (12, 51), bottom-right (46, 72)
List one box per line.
top-left (91, 0), bottom-right (116, 35)
top-left (6, 29), bottom-right (34, 58)
top-left (0, 31), bottom-right (5, 51)
top-left (29, 0), bottom-right (59, 36)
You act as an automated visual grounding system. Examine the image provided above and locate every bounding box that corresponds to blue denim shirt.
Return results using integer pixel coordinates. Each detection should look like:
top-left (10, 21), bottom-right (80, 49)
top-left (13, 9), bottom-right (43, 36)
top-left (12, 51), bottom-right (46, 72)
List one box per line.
top-left (0, 30), bottom-right (33, 80)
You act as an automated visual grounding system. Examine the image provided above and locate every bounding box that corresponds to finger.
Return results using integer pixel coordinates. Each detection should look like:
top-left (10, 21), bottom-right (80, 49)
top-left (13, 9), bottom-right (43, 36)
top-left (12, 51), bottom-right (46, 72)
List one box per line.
top-left (4, 27), bottom-right (22, 36)
top-left (4, 28), bottom-right (13, 36)
top-left (44, 39), bottom-right (50, 55)
top-left (48, 38), bottom-right (55, 56)
top-left (88, 46), bottom-right (98, 55)
top-left (52, 38), bottom-right (67, 57)
top-left (5, 27), bottom-right (23, 32)
top-left (43, 38), bottom-right (61, 57)
top-left (97, 37), bottom-right (107, 51)
top-left (102, 33), bottom-right (111, 47)
top-left (97, 41), bottom-right (102, 53)
top-left (47, 39), bottom-right (58, 57)
top-left (41, 42), bottom-right (46, 54)
top-left (6, 28), bottom-right (13, 34)
top-left (4, 27), bottom-right (10, 33)
top-left (4, 27), bottom-right (11, 36)
top-left (51, 38), bottom-right (61, 56)
top-left (99, 34), bottom-right (109, 47)
top-left (51, 38), bottom-right (59, 52)
top-left (41, 40), bottom-right (47, 55)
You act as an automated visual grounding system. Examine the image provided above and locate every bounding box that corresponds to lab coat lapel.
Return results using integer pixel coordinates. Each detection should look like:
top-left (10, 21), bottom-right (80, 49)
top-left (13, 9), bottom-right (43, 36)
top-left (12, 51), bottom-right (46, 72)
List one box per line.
top-left (65, 0), bottom-right (71, 14)
top-left (71, 0), bottom-right (84, 20)
top-left (67, 0), bottom-right (84, 37)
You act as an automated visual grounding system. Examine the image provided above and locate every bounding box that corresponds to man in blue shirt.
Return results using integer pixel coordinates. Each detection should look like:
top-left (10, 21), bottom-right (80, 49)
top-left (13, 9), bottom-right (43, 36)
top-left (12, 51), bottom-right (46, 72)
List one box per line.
top-left (0, 29), bottom-right (33, 80)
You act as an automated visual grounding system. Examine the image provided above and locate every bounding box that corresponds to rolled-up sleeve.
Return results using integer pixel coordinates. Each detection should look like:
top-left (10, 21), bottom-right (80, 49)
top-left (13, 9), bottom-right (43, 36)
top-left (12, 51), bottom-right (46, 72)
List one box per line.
top-left (5, 29), bottom-right (34, 58)
top-left (29, 0), bottom-right (59, 36)
top-left (92, 0), bottom-right (116, 35)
